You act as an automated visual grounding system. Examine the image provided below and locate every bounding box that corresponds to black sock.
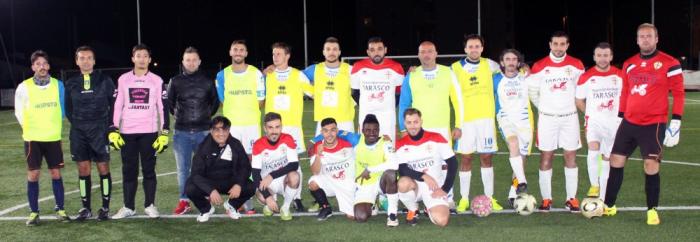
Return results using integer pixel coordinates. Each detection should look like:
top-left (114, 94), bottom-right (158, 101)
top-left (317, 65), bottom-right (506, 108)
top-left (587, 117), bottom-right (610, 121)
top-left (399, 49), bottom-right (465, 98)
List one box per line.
top-left (604, 167), bottom-right (624, 207)
top-left (645, 173), bottom-right (660, 210)
top-left (310, 189), bottom-right (329, 207)
top-left (100, 173), bottom-right (112, 210)
top-left (79, 175), bottom-right (92, 210)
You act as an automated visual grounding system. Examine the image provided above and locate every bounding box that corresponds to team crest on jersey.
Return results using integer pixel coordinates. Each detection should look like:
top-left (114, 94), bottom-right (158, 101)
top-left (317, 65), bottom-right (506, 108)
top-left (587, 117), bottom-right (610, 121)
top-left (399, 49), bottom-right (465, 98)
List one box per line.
top-left (654, 61), bottom-right (663, 70)
top-left (641, 62), bottom-right (647, 67)
top-left (425, 144), bottom-right (433, 153)
top-left (545, 69), bottom-right (550, 74)
top-left (590, 78), bottom-right (596, 83)
top-left (385, 70), bottom-right (392, 80)
top-left (565, 67), bottom-right (572, 77)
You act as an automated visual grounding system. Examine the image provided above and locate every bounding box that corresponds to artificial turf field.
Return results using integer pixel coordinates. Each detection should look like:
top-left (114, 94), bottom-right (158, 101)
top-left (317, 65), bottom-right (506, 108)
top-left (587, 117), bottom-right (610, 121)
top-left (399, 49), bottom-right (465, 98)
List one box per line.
top-left (0, 93), bottom-right (699, 241)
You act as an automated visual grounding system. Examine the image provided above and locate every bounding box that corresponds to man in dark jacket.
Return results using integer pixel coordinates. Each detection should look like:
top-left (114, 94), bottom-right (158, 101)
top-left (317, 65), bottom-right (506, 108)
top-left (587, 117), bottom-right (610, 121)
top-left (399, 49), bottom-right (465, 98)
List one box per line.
top-left (185, 116), bottom-right (255, 222)
top-left (168, 46), bottom-right (220, 215)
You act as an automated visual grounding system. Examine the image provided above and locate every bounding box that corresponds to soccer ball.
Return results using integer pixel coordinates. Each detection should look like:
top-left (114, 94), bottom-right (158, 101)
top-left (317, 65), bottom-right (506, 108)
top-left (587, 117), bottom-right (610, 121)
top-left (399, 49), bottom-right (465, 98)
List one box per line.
top-left (471, 195), bottom-right (492, 217)
top-left (513, 193), bottom-right (537, 216)
top-left (581, 197), bottom-right (605, 219)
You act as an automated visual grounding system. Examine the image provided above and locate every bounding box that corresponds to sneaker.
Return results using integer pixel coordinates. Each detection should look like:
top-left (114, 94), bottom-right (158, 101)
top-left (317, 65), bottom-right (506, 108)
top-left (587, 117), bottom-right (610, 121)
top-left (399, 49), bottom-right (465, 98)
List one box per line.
top-left (223, 201), bottom-right (241, 220)
top-left (516, 183), bottom-right (528, 195)
top-left (144, 204), bottom-right (160, 218)
top-left (647, 208), bottom-right (660, 225)
top-left (456, 197), bottom-right (470, 213)
top-left (197, 206), bottom-right (216, 223)
top-left (26, 212), bottom-right (39, 226)
top-left (97, 208), bottom-right (110, 221)
top-left (263, 205), bottom-right (273, 216)
top-left (173, 200), bottom-right (191, 215)
top-left (308, 202), bottom-right (320, 213)
top-left (603, 205), bottom-right (617, 216)
top-left (293, 199), bottom-right (305, 212)
top-left (56, 209), bottom-right (71, 222)
top-left (280, 207), bottom-right (292, 221)
top-left (371, 204), bottom-right (379, 216)
top-left (406, 210), bottom-right (418, 226)
top-left (491, 197), bottom-right (504, 211)
top-left (111, 207), bottom-right (135, 219)
top-left (75, 208), bottom-right (92, 222)
top-left (317, 205), bottom-right (333, 221)
top-left (565, 198), bottom-right (581, 213)
top-left (386, 213), bottom-right (399, 227)
top-left (587, 186), bottom-right (600, 198)
top-left (538, 199), bottom-right (552, 212)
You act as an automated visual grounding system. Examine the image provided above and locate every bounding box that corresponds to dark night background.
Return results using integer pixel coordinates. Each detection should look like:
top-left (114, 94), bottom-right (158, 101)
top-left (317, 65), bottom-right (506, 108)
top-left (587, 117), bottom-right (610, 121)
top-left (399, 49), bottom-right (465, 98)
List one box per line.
top-left (0, 0), bottom-right (698, 92)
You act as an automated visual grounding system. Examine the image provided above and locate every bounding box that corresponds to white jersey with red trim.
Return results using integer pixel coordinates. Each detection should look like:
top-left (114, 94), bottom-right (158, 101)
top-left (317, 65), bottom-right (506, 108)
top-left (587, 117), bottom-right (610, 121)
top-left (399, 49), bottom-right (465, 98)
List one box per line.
top-left (527, 53), bottom-right (585, 114)
top-left (251, 133), bottom-right (299, 178)
top-left (350, 58), bottom-right (404, 113)
top-left (395, 130), bottom-right (454, 181)
top-left (575, 67), bottom-right (623, 121)
top-left (310, 139), bottom-right (356, 186)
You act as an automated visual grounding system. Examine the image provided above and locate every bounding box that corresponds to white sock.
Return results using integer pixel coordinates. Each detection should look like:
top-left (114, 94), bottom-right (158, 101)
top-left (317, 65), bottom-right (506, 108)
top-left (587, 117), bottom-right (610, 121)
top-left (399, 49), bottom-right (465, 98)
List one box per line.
top-left (481, 167), bottom-right (494, 197)
top-left (294, 168), bottom-right (303, 200)
top-left (509, 156), bottom-right (527, 183)
top-left (398, 191), bottom-right (418, 211)
top-left (386, 193), bottom-right (398, 215)
top-left (599, 160), bottom-right (610, 200)
top-left (565, 167), bottom-right (579, 200)
top-left (508, 185), bottom-right (516, 199)
top-left (283, 186), bottom-right (298, 211)
top-left (539, 169), bottom-right (552, 200)
top-left (587, 150), bottom-right (600, 186)
top-left (459, 171), bottom-right (471, 200)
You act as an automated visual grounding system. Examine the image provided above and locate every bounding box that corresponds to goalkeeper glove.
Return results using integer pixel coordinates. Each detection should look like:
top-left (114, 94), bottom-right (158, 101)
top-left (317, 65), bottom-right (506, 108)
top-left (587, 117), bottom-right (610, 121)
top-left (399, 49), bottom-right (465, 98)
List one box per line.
top-left (107, 127), bottom-right (124, 151)
top-left (152, 130), bottom-right (170, 153)
top-left (663, 119), bottom-right (681, 147)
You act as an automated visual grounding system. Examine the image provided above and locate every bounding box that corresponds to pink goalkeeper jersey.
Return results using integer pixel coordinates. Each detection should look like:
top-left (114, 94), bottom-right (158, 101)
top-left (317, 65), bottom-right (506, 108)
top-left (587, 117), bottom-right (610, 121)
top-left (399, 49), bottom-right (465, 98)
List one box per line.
top-left (113, 71), bottom-right (167, 134)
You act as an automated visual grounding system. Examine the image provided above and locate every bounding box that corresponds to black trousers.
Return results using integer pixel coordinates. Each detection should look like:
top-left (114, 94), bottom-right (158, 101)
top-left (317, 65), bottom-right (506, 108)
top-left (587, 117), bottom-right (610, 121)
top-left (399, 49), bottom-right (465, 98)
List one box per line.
top-left (185, 177), bottom-right (255, 213)
top-left (120, 132), bottom-right (158, 210)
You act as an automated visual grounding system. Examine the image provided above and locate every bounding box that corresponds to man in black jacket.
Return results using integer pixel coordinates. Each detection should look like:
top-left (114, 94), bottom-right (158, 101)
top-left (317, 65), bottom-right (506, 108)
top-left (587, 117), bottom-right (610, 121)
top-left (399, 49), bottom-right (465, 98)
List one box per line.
top-left (185, 116), bottom-right (255, 222)
top-left (168, 46), bottom-right (220, 215)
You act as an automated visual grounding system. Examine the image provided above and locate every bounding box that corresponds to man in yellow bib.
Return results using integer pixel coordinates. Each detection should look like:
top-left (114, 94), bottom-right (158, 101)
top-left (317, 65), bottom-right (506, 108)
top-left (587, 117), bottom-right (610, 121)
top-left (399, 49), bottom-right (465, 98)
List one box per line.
top-left (14, 50), bottom-right (70, 226)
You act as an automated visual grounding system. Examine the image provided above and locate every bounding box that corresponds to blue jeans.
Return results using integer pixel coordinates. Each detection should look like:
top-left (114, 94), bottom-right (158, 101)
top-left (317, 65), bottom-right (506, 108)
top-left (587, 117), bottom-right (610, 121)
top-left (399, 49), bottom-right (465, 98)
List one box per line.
top-left (173, 129), bottom-right (209, 199)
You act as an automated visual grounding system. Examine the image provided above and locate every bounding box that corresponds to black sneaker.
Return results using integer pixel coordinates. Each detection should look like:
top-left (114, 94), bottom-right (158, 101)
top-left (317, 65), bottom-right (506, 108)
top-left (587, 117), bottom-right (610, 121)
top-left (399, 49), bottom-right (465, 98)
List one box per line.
top-left (508, 198), bottom-right (516, 208)
top-left (449, 208), bottom-right (457, 215)
top-left (75, 208), bottom-right (92, 222)
top-left (97, 208), bottom-right (110, 221)
top-left (293, 199), bottom-right (305, 213)
top-left (317, 206), bottom-right (333, 221)
top-left (516, 183), bottom-right (528, 194)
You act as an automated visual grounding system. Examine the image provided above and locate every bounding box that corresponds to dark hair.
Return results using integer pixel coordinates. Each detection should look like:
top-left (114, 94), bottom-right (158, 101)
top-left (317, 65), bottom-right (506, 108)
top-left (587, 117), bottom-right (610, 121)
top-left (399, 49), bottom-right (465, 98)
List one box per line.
top-left (550, 31), bottom-right (569, 43)
top-left (320, 117), bottom-right (337, 128)
top-left (30, 50), bottom-right (49, 64)
top-left (594, 42), bottom-right (613, 55)
top-left (367, 37), bottom-right (384, 45)
top-left (231, 39), bottom-right (247, 48)
top-left (403, 108), bottom-right (422, 118)
top-left (183, 46), bottom-right (199, 55)
top-left (271, 42), bottom-right (291, 54)
top-left (463, 34), bottom-right (484, 47)
top-left (132, 44), bottom-right (151, 57)
top-left (499, 48), bottom-right (523, 63)
top-left (75, 46), bottom-right (94, 59)
top-left (362, 114), bottom-right (379, 126)
top-left (264, 112), bottom-right (282, 124)
top-left (210, 116), bottom-right (231, 129)
top-left (325, 37), bottom-right (340, 45)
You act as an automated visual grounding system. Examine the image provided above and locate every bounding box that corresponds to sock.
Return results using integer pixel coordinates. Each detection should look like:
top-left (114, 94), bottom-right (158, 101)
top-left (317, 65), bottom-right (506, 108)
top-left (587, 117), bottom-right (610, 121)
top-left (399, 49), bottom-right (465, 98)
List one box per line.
top-left (565, 167), bottom-right (578, 200)
top-left (508, 186), bottom-right (516, 199)
top-left (100, 173), bottom-right (112, 209)
top-left (481, 167), bottom-right (494, 197)
top-left (459, 171), bottom-right (471, 200)
top-left (604, 167), bottom-right (624, 207)
top-left (386, 193), bottom-right (398, 215)
top-left (645, 173), bottom-right (660, 210)
top-left (310, 189), bottom-right (329, 207)
top-left (28, 181), bottom-right (39, 213)
top-left (52, 178), bottom-right (65, 210)
top-left (79, 175), bottom-right (92, 210)
top-left (587, 150), bottom-right (600, 186)
top-left (398, 191), bottom-right (418, 211)
top-left (599, 160), bottom-right (610, 200)
top-left (509, 156), bottom-right (527, 183)
top-left (282, 186), bottom-right (299, 211)
top-left (539, 169), bottom-right (552, 200)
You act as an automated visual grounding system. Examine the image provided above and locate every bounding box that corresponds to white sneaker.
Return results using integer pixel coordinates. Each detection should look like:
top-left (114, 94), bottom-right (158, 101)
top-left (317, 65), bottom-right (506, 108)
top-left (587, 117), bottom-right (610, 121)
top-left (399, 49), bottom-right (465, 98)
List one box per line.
top-left (144, 204), bottom-right (160, 218)
top-left (196, 206), bottom-right (215, 223)
top-left (111, 207), bottom-right (135, 219)
top-left (223, 201), bottom-right (241, 220)
top-left (371, 204), bottom-right (379, 216)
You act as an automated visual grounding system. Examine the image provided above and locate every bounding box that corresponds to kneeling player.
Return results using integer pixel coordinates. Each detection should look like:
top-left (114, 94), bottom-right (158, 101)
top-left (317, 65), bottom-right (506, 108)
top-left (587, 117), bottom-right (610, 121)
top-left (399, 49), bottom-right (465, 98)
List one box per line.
top-left (397, 108), bottom-right (458, 227)
top-left (252, 112), bottom-right (300, 221)
top-left (309, 118), bottom-right (356, 221)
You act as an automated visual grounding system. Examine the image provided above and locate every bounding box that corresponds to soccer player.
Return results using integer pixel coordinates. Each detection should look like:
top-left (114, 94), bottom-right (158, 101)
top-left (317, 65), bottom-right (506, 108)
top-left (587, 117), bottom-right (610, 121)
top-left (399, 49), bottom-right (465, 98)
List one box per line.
top-left (575, 42), bottom-right (622, 200)
top-left (493, 49), bottom-right (532, 205)
top-left (452, 34), bottom-right (503, 212)
top-left (169, 46), bottom-right (220, 215)
top-left (251, 112), bottom-right (300, 221)
top-left (110, 44), bottom-right (170, 219)
top-left (65, 46), bottom-right (115, 221)
top-left (351, 37), bottom-right (405, 142)
top-left (603, 23), bottom-right (685, 225)
top-left (303, 37), bottom-right (355, 135)
top-left (527, 31), bottom-right (585, 212)
top-left (308, 118), bottom-right (356, 221)
top-left (15, 50), bottom-right (70, 226)
top-left (396, 108), bottom-right (458, 227)
top-left (185, 116), bottom-right (256, 222)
